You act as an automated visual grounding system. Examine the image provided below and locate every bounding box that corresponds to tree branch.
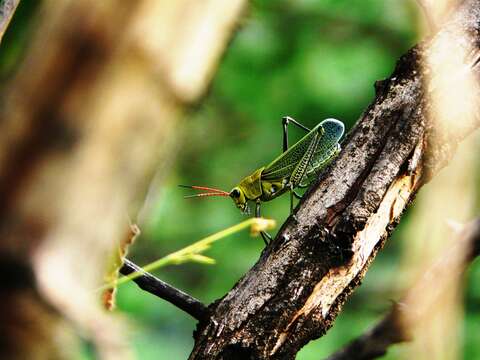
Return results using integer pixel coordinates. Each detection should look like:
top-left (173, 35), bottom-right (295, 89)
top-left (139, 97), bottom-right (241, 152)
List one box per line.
top-left (189, 1), bottom-right (480, 358)
top-left (120, 258), bottom-right (208, 321)
top-left (0, 0), bottom-right (19, 44)
top-left (326, 217), bottom-right (480, 360)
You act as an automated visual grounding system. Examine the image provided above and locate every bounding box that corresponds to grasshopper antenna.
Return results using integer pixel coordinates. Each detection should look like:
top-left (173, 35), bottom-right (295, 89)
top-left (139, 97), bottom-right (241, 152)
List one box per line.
top-left (179, 185), bottom-right (230, 198)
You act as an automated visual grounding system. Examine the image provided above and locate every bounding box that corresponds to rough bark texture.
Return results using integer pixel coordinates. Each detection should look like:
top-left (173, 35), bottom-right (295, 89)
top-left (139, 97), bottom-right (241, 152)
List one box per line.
top-left (189, 2), bottom-right (480, 359)
top-left (326, 217), bottom-right (480, 360)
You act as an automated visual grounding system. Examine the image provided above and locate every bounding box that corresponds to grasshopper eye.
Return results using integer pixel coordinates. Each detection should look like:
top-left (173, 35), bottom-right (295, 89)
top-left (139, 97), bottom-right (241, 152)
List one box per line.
top-left (230, 188), bottom-right (240, 198)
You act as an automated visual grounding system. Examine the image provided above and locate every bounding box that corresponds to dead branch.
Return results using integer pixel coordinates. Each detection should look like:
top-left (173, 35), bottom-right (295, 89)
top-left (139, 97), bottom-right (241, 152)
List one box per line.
top-left (120, 258), bottom-right (208, 321)
top-left (189, 1), bottom-right (480, 358)
top-left (326, 217), bottom-right (480, 360)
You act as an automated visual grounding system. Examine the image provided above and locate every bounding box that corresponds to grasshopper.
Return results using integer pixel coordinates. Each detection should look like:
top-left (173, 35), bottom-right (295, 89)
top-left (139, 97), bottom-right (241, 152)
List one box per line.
top-left (182, 116), bottom-right (345, 244)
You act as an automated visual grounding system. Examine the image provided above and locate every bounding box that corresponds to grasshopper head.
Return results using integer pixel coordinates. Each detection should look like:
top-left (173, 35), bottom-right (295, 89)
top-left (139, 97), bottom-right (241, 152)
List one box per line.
top-left (229, 187), bottom-right (249, 214)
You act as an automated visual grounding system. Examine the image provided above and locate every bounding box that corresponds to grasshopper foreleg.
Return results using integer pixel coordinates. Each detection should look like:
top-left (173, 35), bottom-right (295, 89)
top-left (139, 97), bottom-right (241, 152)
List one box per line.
top-left (256, 200), bottom-right (271, 245)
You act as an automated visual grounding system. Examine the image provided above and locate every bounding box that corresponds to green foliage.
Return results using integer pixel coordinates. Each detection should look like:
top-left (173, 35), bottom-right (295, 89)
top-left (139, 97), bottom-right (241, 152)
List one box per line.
top-left (2, 1), bottom-right (478, 359)
top-left (119, 2), bottom-right (423, 359)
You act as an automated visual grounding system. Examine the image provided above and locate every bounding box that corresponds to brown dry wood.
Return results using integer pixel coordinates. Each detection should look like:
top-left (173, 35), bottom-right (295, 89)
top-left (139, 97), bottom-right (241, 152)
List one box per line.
top-left (326, 217), bottom-right (480, 360)
top-left (189, 1), bottom-right (480, 359)
top-left (120, 258), bottom-right (208, 321)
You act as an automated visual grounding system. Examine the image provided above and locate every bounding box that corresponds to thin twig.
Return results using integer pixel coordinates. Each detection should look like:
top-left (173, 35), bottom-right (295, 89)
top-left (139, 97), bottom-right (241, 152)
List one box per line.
top-left (0, 0), bottom-right (20, 44)
top-left (120, 258), bottom-right (208, 321)
top-left (325, 217), bottom-right (480, 360)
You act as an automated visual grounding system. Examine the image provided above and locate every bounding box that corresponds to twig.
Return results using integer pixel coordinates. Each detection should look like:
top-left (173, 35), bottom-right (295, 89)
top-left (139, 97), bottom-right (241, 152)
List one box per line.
top-left (115, 220), bottom-right (274, 323)
top-left (120, 258), bottom-right (208, 321)
top-left (0, 0), bottom-right (20, 44)
top-left (325, 218), bottom-right (480, 360)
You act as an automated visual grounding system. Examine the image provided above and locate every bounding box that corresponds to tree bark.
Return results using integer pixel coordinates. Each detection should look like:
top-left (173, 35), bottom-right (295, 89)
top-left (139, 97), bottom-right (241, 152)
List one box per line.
top-left (326, 218), bottom-right (480, 360)
top-left (189, 1), bottom-right (480, 359)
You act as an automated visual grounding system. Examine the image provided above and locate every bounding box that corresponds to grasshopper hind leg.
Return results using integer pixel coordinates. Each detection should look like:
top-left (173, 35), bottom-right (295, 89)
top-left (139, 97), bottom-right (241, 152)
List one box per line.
top-left (282, 116), bottom-right (311, 152)
top-left (288, 126), bottom-right (323, 214)
top-left (282, 116), bottom-right (312, 213)
top-left (255, 200), bottom-right (271, 245)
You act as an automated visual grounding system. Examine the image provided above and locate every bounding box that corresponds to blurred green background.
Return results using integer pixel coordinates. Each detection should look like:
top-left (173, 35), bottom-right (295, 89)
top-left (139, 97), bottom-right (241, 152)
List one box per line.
top-left (2, 1), bottom-right (478, 359)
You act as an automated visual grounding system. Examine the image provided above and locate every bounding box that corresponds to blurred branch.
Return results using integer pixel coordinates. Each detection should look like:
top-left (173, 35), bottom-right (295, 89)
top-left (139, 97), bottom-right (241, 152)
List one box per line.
top-left (0, 0), bottom-right (246, 358)
top-left (325, 217), bottom-right (480, 360)
top-left (416, 0), bottom-right (436, 31)
top-left (120, 258), bottom-right (208, 321)
top-left (0, 0), bottom-right (19, 44)
top-left (190, 1), bottom-right (480, 358)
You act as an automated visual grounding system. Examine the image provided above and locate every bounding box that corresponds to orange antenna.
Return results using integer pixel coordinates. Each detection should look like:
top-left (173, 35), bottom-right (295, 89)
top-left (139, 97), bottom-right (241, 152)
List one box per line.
top-left (179, 185), bottom-right (230, 199)
top-left (184, 192), bottom-right (229, 199)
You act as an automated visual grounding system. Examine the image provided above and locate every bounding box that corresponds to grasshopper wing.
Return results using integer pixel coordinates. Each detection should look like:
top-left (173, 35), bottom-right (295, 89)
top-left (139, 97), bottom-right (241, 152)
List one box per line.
top-left (261, 124), bottom-right (320, 181)
top-left (262, 119), bottom-right (344, 182)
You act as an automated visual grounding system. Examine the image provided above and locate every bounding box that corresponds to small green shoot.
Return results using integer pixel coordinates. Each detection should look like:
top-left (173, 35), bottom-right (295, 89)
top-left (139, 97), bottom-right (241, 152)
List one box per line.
top-left (100, 217), bottom-right (275, 292)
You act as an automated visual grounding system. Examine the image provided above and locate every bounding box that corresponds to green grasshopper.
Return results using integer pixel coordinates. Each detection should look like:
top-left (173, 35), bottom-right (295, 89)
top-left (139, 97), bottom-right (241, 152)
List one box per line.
top-left (182, 116), bottom-right (345, 244)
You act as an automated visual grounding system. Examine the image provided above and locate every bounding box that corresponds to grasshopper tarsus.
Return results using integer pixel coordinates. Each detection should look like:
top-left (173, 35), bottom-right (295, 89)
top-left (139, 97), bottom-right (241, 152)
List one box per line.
top-left (260, 231), bottom-right (272, 245)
